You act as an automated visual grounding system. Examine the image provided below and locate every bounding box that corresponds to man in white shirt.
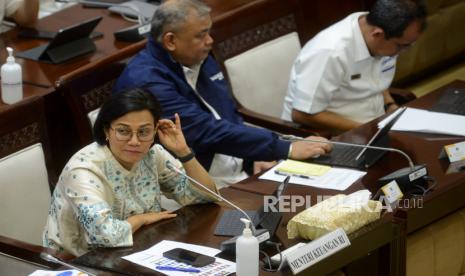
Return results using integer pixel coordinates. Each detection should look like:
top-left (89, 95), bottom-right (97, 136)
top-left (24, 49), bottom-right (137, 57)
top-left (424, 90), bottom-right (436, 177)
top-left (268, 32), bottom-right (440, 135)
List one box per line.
top-left (282, 0), bottom-right (426, 134)
top-left (1, 0), bottom-right (39, 32)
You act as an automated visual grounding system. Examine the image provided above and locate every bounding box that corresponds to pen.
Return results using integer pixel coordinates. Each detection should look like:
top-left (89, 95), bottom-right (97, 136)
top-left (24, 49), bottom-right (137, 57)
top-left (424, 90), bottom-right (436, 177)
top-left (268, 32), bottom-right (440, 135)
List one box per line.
top-left (274, 170), bottom-right (313, 179)
top-left (156, 265), bottom-right (201, 273)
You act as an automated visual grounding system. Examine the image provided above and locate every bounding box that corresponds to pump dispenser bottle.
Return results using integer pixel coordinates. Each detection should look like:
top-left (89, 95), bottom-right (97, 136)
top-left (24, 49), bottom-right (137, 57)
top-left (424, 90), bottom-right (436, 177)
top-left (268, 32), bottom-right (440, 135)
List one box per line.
top-left (236, 218), bottom-right (259, 276)
top-left (1, 47), bottom-right (23, 104)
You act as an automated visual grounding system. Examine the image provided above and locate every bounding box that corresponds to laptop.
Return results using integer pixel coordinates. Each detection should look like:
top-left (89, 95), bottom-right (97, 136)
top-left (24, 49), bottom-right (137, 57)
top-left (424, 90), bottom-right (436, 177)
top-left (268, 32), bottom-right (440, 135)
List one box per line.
top-left (311, 108), bottom-right (406, 169)
top-left (55, 0), bottom-right (128, 8)
top-left (214, 177), bottom-right (289, 237)
top-left (108, 1), bottom-right (159, 22)
top-left (429, 87), bottom-right (465, 116)
top-left (16, 16), bottom-right (102, 64)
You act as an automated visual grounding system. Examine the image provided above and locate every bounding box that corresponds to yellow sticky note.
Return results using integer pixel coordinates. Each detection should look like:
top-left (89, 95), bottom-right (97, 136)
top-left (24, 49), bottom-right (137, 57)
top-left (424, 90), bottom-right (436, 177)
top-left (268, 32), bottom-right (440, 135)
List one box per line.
top-left (276, 159), bottom-right (331, 177)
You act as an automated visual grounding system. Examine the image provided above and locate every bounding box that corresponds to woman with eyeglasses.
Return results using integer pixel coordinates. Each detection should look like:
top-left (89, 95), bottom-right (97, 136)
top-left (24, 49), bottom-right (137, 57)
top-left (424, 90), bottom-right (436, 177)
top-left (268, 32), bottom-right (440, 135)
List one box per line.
top-left (43, 88), bottom-right (218, 256)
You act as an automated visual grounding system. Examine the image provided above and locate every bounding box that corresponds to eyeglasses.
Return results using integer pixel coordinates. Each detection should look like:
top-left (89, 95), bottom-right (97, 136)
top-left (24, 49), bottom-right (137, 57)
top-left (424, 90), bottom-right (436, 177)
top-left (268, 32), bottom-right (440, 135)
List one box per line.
top-left (110, 126), bottom-right (155, 142)
top-left (394, 41), bottom-right (414, 52)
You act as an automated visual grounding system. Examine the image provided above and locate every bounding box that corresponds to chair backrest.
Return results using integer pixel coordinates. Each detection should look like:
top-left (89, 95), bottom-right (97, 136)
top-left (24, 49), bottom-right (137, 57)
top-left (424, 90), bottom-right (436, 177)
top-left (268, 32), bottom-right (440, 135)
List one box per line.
top-left (212, 0), bottom-right (305, 118)
top-left (224, 32), bottom-right (301, 118)
top-left (0, 97), bottom-right (54, 245)
top-left (56, 44), bottom-right (141, 146)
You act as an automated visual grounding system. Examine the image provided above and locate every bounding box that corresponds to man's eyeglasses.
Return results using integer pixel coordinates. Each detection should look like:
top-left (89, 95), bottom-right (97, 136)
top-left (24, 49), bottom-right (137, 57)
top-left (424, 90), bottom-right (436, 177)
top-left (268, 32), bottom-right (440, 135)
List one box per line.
top-left (391, 40), bottom-right (415, 52)
top-left (110, 126), bottom-right (155, 142)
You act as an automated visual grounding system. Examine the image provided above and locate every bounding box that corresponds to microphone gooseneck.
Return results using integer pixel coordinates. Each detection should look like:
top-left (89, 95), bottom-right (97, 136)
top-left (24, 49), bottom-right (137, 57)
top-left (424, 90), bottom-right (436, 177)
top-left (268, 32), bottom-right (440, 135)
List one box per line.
top-left (166, 160), bottom-right (258, 234)
top-left (40, 253), bottom-right (97, 276)
top-left (280, 134), bottom-right (415, 171)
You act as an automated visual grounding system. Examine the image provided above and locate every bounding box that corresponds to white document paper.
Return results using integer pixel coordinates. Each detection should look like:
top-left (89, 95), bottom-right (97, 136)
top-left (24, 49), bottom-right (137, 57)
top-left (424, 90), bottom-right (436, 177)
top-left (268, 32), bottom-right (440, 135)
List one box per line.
top-left (378, 107), bottom-right (465, 136)
top-left (122, 240), bottom-right (235, 275)
top-left (259, 163), bottom-right (366, 191)
top-left (377, 107), bottom-right (406, 128)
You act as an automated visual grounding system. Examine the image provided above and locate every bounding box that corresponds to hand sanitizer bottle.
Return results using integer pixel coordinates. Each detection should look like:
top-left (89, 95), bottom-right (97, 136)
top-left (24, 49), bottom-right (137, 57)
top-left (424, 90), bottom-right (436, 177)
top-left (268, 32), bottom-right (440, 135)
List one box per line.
top-left (1, 47), bottom-right (23, 104)
top-left (236, 218), bottom-right (259, 276)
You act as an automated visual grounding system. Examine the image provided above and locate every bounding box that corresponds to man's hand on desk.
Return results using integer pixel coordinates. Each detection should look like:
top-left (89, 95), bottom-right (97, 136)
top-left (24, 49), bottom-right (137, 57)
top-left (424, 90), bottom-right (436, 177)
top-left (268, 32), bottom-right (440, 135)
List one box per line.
top-left (289, 135), bottom-right (332, 160)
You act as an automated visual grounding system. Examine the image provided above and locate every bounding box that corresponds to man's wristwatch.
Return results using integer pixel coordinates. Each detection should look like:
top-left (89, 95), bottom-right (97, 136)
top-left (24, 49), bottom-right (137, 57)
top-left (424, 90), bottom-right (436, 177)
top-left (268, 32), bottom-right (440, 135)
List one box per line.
top-left (177, 148), bottom-right (195, 163)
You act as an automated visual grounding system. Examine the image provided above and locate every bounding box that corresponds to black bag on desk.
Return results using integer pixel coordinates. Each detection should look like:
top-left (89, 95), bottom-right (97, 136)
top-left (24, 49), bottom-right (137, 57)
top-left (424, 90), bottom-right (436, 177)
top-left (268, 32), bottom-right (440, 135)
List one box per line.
top-left (16, 16), bottom-right (102, 64)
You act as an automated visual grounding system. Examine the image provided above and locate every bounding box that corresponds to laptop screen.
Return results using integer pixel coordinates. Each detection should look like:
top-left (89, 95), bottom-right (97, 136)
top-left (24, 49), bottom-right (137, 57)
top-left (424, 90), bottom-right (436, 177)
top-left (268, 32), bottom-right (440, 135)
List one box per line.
top-left (360, 107), bottom-right (406, 167)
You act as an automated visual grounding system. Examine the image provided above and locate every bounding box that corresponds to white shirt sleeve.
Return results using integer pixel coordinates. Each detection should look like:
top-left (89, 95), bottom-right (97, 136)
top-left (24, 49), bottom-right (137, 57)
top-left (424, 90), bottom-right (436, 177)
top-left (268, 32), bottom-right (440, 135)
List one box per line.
top-left (291, 48), bottom-right (344, 114)
top-left (4, 0), bottom-right (23, 17)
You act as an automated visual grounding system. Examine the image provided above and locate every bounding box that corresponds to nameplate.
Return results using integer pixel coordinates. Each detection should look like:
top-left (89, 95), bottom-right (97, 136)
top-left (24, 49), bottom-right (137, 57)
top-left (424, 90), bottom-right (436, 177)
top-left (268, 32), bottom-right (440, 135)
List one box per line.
top-left (286, 228), bottom-right (350, 274)
top-left (381, 180), bottom-right (403, 204)
top-left (444, 141), bottom-right (465, 163)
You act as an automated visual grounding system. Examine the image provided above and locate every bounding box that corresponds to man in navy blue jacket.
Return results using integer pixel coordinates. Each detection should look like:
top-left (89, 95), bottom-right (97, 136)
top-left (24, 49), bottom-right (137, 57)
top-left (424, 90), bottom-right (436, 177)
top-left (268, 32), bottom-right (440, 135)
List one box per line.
top-left (114, 0), bottom-right (331, 186)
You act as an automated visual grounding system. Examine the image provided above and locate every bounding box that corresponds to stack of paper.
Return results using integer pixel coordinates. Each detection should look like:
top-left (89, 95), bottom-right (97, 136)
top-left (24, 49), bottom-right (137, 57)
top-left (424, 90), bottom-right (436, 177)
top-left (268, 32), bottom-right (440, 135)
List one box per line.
top-left (378, 107), bottom-right (465, 136)
top-left (123, 240), bottom-right (235, 275)
top-left (275, 159), bottom-right (331, 177)
top-left (260, 160), bottom-right (366, 191)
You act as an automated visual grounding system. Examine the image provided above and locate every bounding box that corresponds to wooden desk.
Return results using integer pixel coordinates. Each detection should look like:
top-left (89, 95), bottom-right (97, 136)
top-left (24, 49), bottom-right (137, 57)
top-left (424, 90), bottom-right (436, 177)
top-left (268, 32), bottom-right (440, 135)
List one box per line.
top-left (0, 84), bottom-right (51, 111)
top-left (232, 80), bottom-right (465, 275)
top-left (67, 186), bottom-right (402, 276)
top-left (0, 235), bottom-right (60, 274)
top-left (0, 4), bottom-right (142, 88)
top-left (390, 80), bottom-right (465, 233)
top-left (0, 0), bottom-right (257, 89)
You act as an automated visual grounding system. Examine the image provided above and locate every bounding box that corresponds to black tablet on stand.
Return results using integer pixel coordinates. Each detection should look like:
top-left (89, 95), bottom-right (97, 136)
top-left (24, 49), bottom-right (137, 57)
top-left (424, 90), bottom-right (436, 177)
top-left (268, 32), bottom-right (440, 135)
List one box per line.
top-left (17, 16), bottom-right (102, 64)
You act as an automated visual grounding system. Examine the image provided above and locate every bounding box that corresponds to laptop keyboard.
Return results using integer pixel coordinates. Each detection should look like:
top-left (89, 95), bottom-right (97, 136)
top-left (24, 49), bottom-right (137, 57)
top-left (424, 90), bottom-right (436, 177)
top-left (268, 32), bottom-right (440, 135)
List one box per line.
top-left (312, 144), bottom-right (362, 168)
top-left (259, 212), bottom-right (282, 234)
top-left (214, 210), bottom-right (259, 236)
top-left (430, 88), bottom-right (465, 115)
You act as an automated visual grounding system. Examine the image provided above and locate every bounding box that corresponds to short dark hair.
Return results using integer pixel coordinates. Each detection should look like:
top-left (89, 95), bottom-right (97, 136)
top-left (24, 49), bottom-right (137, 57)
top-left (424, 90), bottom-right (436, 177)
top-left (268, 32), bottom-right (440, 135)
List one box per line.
top-left (151, 0), bottom-right (211, 43)
top-left (366, 0), bottom-right (427, 39)
top-left (93, 88), bottom-right (162, 145)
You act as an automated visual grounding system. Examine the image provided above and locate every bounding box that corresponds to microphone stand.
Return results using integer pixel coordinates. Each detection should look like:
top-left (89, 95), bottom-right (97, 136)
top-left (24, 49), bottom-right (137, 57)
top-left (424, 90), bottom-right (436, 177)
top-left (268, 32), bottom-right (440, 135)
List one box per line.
top-left (166, 161), bottom-right (258, 232)
top-left (40, 253), bottom-right (97, 276)
top-left (166, 161), bottom-right (270, 252)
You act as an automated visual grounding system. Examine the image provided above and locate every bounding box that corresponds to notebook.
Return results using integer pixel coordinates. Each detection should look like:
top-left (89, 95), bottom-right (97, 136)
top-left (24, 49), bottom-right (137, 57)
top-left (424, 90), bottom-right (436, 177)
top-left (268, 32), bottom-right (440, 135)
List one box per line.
top-left (214, 177), bottom-right (289, 237)
top-left (16, 16), bottom-right (102, 64)
top-left (311, 108), bottom-right (406, 169)
top-left (429, 87), bottom-right (465, 116)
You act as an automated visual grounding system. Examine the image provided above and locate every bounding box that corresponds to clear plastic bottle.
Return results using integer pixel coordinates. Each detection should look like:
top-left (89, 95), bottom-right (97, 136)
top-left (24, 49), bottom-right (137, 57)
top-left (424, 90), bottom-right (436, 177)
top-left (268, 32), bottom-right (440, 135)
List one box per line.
top-left (1, 47), bottom-right (23, 104)
top-left (236, 218), bottom-right (259, 276)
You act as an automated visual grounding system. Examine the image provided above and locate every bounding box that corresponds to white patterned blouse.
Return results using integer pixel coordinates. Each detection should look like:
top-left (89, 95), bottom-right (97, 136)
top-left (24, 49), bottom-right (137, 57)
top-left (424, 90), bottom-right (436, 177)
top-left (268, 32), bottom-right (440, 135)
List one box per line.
top-left (43, 142), bottom-right (214, 256)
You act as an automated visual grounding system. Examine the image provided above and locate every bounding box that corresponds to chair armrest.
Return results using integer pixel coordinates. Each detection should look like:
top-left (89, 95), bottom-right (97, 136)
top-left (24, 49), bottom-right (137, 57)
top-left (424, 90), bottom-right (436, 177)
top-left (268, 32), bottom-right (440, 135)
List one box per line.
top-left (389, 87), bottom-right (416, 105)
top-left (238, 107), bottom-right (331, 138)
